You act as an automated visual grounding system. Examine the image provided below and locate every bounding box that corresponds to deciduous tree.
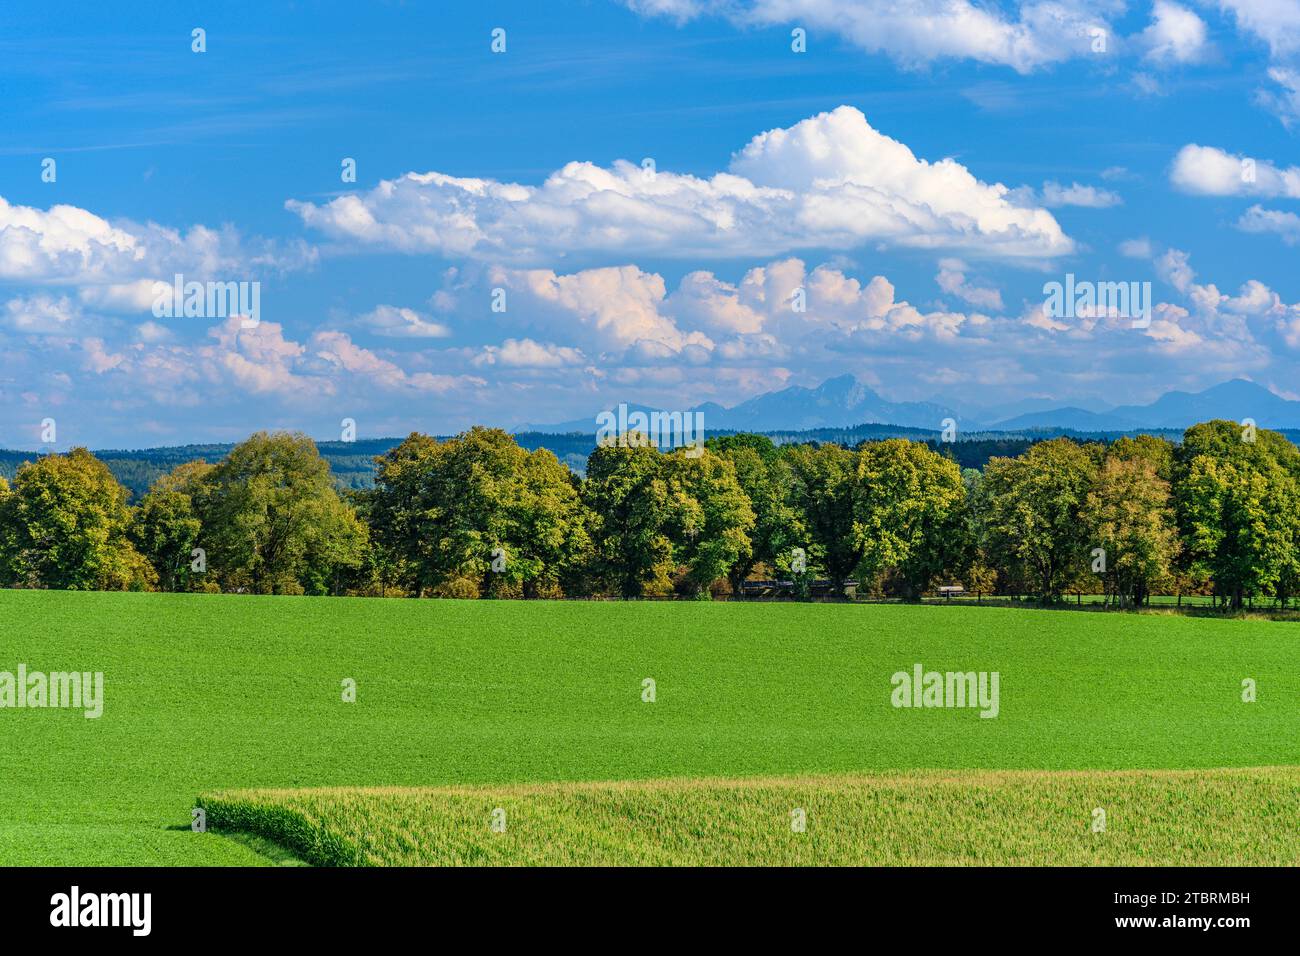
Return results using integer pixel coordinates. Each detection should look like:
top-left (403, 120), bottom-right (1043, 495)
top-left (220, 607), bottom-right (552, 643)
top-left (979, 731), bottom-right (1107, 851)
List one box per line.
top-left (981, 438), bottom-right (1097, 602)
top-left (853, 440), bottom-right (967, 600)
top-left (0, 448), bottom-right (154, 590)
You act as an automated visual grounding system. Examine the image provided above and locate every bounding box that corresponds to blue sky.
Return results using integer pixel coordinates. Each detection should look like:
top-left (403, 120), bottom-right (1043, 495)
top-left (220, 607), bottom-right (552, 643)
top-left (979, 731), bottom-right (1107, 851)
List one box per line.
top-left (1, 0), bottom-right (1299, 447)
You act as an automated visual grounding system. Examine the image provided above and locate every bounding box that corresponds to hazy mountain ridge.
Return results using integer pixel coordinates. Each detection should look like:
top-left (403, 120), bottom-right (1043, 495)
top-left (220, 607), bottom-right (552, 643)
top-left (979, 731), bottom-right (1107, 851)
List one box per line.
top-left (5, 378), bottom-right (1298, 500)
top-left (522, 377), bottom-right (1300, 434)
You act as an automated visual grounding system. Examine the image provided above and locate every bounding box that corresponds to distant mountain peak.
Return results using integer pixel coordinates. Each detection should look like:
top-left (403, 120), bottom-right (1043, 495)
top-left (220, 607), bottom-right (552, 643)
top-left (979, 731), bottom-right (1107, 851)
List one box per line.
top-left (519, 376), bottom-right (1300, 436)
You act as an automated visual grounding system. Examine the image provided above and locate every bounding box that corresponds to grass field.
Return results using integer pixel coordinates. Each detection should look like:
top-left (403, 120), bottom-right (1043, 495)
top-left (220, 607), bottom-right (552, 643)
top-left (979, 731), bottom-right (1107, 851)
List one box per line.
top-left (199, 768), bottom-right (1300, 866)
top-left (2, 590), bottom-right (1297, 866)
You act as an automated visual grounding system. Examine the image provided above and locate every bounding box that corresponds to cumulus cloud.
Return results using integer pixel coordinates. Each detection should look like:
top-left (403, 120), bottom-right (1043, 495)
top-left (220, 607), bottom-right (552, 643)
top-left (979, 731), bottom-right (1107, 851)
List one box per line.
top-left (288, 107), bottom-right (1074, 262)
top-left (1169, 144), bottom-right (1300, 196)
top-left (1156, 247), bottom-right (1196, 292)
top-left (3, 295), bottom-right (83, 335)
top-left (1140, 1), bottom-right (1211, 64)
top-left (0, 194), bottom-right (317, 298)
top-left (1215, 0), bottom-right (1300, 58)
top-left (312, 330), bottom-right (480, 392)
top-left (1121, 244), bottom-right (1300, 358)
top-left (64, 315), bottom-right (485, 405)
top-left (453, 257), bottom-right (990, 370)
top-left (473, 338), bottom-right (587, 368)
top-left (936, 258), bottom-right (1005, 310)
top-left (77, 280), bottom-right (165, 313)
top-left (487, 264), bottom-right (715, 354)
top-left (1237, 204), bottom-right (1300, 243)
top-left (354, 304), bottom-right (452, 339)
top-left (11, 246), bottom-right (1300, 443)
top-left (0, 198), bottom-right (141, 282)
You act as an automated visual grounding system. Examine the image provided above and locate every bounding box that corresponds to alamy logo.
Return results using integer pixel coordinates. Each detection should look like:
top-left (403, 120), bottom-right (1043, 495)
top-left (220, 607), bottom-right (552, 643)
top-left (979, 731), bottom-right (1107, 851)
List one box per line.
top-left (152, 273), bottom-right (260, 328)
top-left (50, 886), bottom-right (151, 936)
top-left (890, 663), bottom-right (1000, 718)
top-left (1043, 274), bottom-right (1151, 329)
top-left (595, 403), bottom-right (704, 457)
top-left (0, 665), bottom-right (103, 719)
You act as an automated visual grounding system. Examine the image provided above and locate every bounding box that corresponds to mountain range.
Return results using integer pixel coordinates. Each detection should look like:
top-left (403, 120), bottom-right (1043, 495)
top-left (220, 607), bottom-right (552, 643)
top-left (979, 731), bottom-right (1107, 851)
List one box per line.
top-left (519, 377), bottom-right (1300, 434)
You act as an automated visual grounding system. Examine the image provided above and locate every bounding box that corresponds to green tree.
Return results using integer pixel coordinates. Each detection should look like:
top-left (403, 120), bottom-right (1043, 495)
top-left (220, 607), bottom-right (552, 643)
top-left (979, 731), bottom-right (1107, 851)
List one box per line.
top-left (1108, 434), bottom-right (1175, 482)
top-left (366, 432), bottom-right (440, 595)
top-left (502, 446), bottom-right (591, 598)
top-left (853, 440), bottom-right (967, 600)
top-left (346, 487), bottom-right (407, 597)
top-left (582, 438), bottom-right (677, 598)
top-left (1177, 458), bottom-right (1292, 609)
top-left (0, 448), bottom-right (154, 590)
top-left (981, 438), bottom-right (1098, 603)
top-left (663, 448), bottom-right (755, 598)
top-left (1175, 420), bottom-right (1300, 609)
top-left (200, 432), bottom-right (366, 595)
top-left (708, 434), bottom-right (802, 592)
top-left (132, 461), bottom-right (212, 592)
top-left (783, 442), bottom-right (863, 595)
top-left (370, 427), bottom-right (588, 598)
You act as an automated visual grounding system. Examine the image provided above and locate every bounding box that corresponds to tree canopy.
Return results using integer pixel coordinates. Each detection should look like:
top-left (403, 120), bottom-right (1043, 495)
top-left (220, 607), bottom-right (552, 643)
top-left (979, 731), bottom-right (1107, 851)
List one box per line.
top-left (2, 421), bottom-right (1296, 608)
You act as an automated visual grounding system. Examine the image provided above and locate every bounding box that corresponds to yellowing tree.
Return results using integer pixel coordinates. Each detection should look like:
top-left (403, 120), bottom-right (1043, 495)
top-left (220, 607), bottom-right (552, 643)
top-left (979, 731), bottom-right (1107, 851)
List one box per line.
top-left (1084, 455), bottom-right (1179, 608)
top-left (0, 448), bottom-right (154, 591)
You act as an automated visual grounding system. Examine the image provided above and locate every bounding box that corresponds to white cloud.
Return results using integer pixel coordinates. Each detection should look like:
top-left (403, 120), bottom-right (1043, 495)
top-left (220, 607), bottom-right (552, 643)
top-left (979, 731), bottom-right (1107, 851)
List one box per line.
top-left (76, 280), bottom-right (163, 313)
top-left (1039, 181), bottom-right (1123, 208)
top-left (1156, 247), bottom-right (1196, 292)
top-left (1118, 237), bottom-right (1153, 258)
top-left (355, 304), bottom-right (452, 339)
top-left (424, 256), bottom-right (993, 382)
top-left (1237, 204), bottom-right (1300, 243)
top-left (289, 106), bottom-right (1073, 262)
top-left (619, 0), bottom-right (1116, 74)
top-left (1213, 2), bottom-right (1300, 123)
top-left (13, 247), bottom-right (1300, 441)
top-left (489, 264), bottom-right (715, 353)
top-left (135, 321), bottom-right (173, 344)
top-left (1140, 1), bottom-right (1210, 64)
top-left (473, 338), bottom-right (587, 368)
top-left (66, 315), bottom-right (485, 404)
top-left (936, 258), bottom-right (1004, 310)
top-left (0, 197), bottom-right (141, 282)
top-left (666, 271), bottom-right (766, 335)
top-left (623, 0), bottom-right (705, 19)
top-left (3, 295), bottom-right (82, 335)
top-left (1169, 144), bottom-right (1300, 196)
top-left (1131, 71), bottom-right (1164, 96)
top-left (1259, 66), bottom-right (1300, 126)
top-left (312, 330), bottom-right (480, 392)
top-left (1215, 0), bottom-right (1300, 58)
top-left (0, 194), bottom-right (317, 296)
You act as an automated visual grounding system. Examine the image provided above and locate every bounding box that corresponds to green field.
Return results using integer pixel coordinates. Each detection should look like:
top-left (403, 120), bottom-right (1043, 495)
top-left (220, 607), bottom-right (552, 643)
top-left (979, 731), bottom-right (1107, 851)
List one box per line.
top-left (199, 768), bottom-right (1300, 866)
top-left (2, 590), bottom-right (1297, 866)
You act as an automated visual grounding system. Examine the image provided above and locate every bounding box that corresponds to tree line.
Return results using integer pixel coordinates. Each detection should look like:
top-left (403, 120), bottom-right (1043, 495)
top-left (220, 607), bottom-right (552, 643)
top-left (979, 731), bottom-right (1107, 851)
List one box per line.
top-left (0, 420), bottom-right (1296, 609)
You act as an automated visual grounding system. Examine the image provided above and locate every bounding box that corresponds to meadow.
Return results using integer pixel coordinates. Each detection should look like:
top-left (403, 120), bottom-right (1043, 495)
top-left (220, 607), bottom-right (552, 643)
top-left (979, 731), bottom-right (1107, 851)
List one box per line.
top-left (1, 590), bottom-right (1297, 866)
top-left (200, 769), bottom-right (1300, 866)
